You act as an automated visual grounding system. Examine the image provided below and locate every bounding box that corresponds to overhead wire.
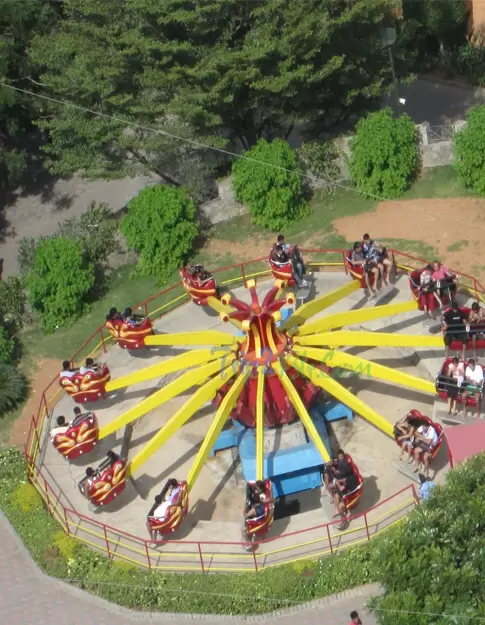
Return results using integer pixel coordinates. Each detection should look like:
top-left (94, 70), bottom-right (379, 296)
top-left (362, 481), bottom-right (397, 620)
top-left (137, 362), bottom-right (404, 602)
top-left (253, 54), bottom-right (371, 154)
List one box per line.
top-left (0, 80), bottom-right (388, 203)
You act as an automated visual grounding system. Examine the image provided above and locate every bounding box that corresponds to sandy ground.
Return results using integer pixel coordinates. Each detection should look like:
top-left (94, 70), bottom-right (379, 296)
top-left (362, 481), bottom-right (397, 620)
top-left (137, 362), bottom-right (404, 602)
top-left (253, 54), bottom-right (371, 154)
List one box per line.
top-left (333, 197), bottom-right (485, 281)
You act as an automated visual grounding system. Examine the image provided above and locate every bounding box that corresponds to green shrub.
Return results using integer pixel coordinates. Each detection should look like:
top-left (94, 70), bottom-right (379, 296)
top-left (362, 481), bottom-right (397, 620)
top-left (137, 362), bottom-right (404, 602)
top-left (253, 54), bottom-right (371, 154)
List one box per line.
top-left (454, 105), bottom-right (485, 195)
top-left (232, 139), bottom-right (310, 230)
top-left (0, 363), bottom-right (28, 413)
top-left (0, 276), bottom-right (27, 329)
top-left (371, 453), bottom-right (485, 624)
top-left (53, 531), bottom-right (81, 560)
top-left (297, 140), bottom-right (342, 188)
top-left (350, 108), bottom-right (419, 198)
top-left (26, 236), bottom-right (95, 333)
top-left (17, 236), bottom-right (38, 278)
top-left (121, 185), bottom-right (198, 284)
top-left (0, 325), bottom-right (15, 363)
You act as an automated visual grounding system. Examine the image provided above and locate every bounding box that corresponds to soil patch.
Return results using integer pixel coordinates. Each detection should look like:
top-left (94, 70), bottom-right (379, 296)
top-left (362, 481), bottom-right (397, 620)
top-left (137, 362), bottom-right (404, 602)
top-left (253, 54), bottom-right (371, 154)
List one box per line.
top-left (332, 197), bottom-right (485, 281)
top-left (9, 358), bottom-right (60, 448)
top-left (204, 235), bottom-right (276, 262)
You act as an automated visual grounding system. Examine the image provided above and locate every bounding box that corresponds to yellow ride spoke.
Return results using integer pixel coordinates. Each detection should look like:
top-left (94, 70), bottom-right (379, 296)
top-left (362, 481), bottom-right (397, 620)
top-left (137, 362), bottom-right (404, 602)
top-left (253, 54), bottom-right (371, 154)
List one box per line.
top-left (206, 296), bottom-right (243, 329)
top-left (291, 346), bottom-right (436, 395)
top-left (294, 330), bottom-right (444, 349)
top-left (273, 361), bottom-right (331, 463)
top-left (286, 354), bottom-right (394, 438)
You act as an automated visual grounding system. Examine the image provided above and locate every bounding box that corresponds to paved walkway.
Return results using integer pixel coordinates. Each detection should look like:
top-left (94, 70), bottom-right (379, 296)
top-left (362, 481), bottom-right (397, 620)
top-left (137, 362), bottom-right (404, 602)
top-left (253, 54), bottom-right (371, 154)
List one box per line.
top-left (0, 512), bottom-right (379, 625)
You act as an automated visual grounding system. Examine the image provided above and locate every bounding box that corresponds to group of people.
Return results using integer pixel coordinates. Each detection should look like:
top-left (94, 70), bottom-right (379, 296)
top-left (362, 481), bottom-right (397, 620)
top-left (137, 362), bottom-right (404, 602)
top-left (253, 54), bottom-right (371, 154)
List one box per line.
top-left (418, 261), bottom-right (458, 317)
top-left (323, 449), bottom-right (360, 529)
top-left (50, 406), bottom-right (90, 439)
top-left (183, 263), bottom-right (213, 283)
top-left (350, 234), bottom-right (391, 298)
top-left (79, 450), bottom-right (121, 498)
top-left (60, 357), bottom-right (99, 380)
top-left (394, 417), bottom-right (438, 477)
top-left (106, 306), bottom-right (145, 326)
top-left (146, 478), bottom-right (182, 538)
top-left (244, 480), bottom-right (274, 522)
top-left (442, 300), bottom-right (485, 360)
top-left (270, 234), bottom-right (309, 288)
top-left (440, 355), bottom-right (484, 418)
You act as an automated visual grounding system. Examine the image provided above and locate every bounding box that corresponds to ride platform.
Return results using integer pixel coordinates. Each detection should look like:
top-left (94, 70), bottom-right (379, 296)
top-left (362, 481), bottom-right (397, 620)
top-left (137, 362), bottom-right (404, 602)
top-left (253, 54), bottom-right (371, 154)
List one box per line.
top-left (391, 458), bottom-right (421, 484)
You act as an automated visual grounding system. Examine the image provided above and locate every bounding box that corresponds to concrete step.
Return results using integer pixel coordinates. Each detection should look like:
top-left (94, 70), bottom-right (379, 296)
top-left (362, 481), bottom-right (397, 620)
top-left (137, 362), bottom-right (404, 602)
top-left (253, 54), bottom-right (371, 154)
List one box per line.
top-left (391, 458), bottom-right (421, 483)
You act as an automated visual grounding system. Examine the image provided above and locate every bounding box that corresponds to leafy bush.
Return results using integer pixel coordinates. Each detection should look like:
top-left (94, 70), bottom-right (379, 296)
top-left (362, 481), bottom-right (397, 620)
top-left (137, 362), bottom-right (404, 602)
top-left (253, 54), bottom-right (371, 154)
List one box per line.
top-left (371, 453), bottom-right (485, 624)
top-left (0, 325), bottom-right (15, 363)
top-left (454, 106), bottom-right (485, 195)
top-left (26, 236), bottom-right (95, 333)
top-left (232, 139), bottom-right (310, 230)
top-left (0, 363), bottom-right (27, 413)
top-left (17, 236), bottom-right (38, 278)
top-left (10, 483), bottom-right (43, 513)
top-left (121, 185), bottom-right (198, 283)
top-left (0, 446), bottom-right (379, 615)
top-left (297, 140), bottom-right (342, 188)
top-left (0, 276), bottom-right (27, 329)
top-left (350, 108), bottom-right (419, 198)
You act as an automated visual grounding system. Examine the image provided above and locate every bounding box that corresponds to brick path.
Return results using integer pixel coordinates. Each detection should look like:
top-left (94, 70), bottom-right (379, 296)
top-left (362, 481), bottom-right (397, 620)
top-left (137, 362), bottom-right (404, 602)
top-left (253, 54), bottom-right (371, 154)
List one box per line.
top-left (0, 511), bottom-right (379, 625)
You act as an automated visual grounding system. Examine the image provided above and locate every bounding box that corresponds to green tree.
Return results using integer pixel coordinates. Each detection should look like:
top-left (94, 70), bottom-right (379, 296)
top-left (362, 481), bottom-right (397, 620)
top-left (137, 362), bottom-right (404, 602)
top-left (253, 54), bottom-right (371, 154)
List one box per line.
top-left (232, 139), bottom-right (309, 230)
top-left (349, 108), bottom-right (418, 199)
top-left (121, 185), bottom-right (198, 283)
top-left (0, 276), bottom-right (27, 329)
top-left (454, 106), bottom-right (485, 195)
top-left (0, 0), bottom-right (57, 188)
top-left (30, 0), bottom-right (398, 190)
top-left (297, 140), bottom-right (342, 189)
top-left (404, 0), bottom-right (468, 56)
top-left (0, 325), bottom-right (14, 363)
top-left (26, 236), bottom-right (95, 333)
top-left (371, 453), bottom-right (485, 625)
top-left (0, 363), bottom-right (27, 414)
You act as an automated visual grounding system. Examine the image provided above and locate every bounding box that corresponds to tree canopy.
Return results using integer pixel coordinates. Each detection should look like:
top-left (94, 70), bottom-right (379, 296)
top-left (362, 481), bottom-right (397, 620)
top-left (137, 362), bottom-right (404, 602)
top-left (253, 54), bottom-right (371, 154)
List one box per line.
top-left (454, 105), bottom-right (485, 195)
top-left (30, 0), bottom-right (396, 191)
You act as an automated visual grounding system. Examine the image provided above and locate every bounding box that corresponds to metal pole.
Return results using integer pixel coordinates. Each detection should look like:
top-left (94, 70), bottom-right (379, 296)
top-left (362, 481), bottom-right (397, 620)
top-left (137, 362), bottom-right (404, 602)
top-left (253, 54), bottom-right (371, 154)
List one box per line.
top-left (388, 47), bottom-right (400, 115)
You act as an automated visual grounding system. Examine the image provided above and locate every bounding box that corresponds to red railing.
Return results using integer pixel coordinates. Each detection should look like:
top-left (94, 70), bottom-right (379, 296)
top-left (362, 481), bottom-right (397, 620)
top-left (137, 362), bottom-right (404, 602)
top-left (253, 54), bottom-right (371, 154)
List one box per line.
top-left (24, 248), bottom-right (477, 571)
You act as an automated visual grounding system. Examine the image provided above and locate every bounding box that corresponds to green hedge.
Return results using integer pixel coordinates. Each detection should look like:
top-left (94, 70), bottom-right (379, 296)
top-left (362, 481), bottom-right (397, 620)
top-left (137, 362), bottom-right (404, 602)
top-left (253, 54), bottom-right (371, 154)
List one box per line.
top-left (0, 448), bottom-right (377, 615)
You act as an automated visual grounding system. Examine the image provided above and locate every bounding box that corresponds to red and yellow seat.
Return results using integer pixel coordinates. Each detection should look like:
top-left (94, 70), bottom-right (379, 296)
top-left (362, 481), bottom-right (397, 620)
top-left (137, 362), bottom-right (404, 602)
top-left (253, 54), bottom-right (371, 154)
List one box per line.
top-left (59, 365), bottom-right (111, 404)
top-left (105, 317), bottom-right (153, 349)
top-left (180, 268), bottom-right (217, 306)
top-left (87, 459), bottom-right (127, 507)
top-left (147, 481), bottom-right (189, 537)
top-left (52, 412), bottom-right (99, 460)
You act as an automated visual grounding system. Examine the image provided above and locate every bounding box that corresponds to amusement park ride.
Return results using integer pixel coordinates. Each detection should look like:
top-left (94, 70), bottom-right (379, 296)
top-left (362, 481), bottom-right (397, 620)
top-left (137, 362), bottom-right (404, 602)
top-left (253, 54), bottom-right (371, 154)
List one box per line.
top-left (53, 253), bottom-right (465, 544)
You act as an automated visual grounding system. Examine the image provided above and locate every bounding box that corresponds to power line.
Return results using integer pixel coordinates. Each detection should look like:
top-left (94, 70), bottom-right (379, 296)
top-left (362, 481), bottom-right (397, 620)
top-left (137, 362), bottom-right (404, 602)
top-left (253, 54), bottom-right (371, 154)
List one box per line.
top-left (0, 80), bottom-right (388, 203)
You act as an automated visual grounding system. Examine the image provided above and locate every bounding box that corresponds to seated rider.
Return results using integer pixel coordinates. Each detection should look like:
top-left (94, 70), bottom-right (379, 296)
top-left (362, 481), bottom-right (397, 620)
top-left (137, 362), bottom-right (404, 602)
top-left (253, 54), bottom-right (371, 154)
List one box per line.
top-left (442, 301), bottom-right (468, 360)
top-left (72, 406), bottom-right (87, 426)
top-left (123, 307), bottom-right (145, 325)
top-left (107, 307), bottom-right (123, 322)
top-left (412, 423), bottom-right (438, 478)
top-left (193, 264), bottom-right (211, 282)
top-left (60, 360), bottom-right (76, 379)
top-left (468, 302), bottom-right (485, 359)
top-left (332, 464), bottom-right (359, 528)
top-left (443, 356), bottom-right (465, 416)
top-left (323, 449), bottom-right (351, 497)
top-left (351, 242), bottom-right (378, 298)
top-left (432, 261), bottom-right (457, 304)
top-left (149, 479), bottom-right (181, 520)
top-left (107, 449), bottom-right (121, 465)
top-left (271, 234), bottom-right (286, 260)
top-left (288, 244), bottom-right (308, 288)
top-left (80, 466), bottom-right (96, 497)
top-left (79, 357), bottom-right (98, 375)
top-left (50, 415), bottom-right (71, 440)
top-left (245, 480), bottom-right (273, 520)
top-left (461, 358), bottom-right (484, 419)
top-left (418, 264), bottom-right (438, 317)
top-left (394, 416), bottom-right (416, 463)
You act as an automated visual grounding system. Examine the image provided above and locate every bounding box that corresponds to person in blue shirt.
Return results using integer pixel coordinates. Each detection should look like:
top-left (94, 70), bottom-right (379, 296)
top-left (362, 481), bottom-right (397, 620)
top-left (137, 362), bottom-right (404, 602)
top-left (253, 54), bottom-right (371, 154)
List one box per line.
top-left (418, 473), bottom-right (437, 501)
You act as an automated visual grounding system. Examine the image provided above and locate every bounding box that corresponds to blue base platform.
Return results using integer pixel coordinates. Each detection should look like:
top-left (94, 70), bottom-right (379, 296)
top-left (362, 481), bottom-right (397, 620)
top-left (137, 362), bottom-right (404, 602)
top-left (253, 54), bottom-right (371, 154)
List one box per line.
top-left (209, 400), bottom-right (353, 497)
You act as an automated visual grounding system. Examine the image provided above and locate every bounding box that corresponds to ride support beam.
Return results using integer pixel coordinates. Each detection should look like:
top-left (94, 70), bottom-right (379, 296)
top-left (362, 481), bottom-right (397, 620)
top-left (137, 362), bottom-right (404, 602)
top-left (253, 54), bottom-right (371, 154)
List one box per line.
top-left (256, 367), bottom-right (265, 481)
top-left (279, 280), bottom-right (361, 331)
top-left (273, 361), bottom-right (331, 463)
top-left (294, 300), bottom-right (419, 336)
top-left (127, 362), bottom-right (239, 477)
top-left (186, 369), bottom-right (249, 490)
top-left (294, 330), bottom-right (444, 349)
top-left (98, 357), bottom-right (234, 440)
top-left (145, 330), bottom-right (239, 347)
top-left (286, 354), bottom-right (395, 438)
top-left (291, 346), bottom-right (436, 395)
top-left (105, 348), bottom-right (230, 392)
top-left (206, 296), bottom-right (243, 329)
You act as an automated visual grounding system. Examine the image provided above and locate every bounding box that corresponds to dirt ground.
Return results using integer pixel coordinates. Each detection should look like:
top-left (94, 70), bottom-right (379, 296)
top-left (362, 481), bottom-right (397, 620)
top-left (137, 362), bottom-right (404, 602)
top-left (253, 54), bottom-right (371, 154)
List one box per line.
top-left (8, 359), bottom-right (60, 447)
top-left (333, 197), bottom-right (485, 282)
top-left (204, 235), bottom-right (276, 262)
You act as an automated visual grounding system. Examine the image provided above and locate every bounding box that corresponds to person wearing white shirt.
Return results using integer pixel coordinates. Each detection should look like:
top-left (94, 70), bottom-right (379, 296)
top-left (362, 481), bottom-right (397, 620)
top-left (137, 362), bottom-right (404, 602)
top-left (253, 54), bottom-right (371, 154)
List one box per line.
top-left (60, 359), bottom-right (76, 378)
top-left (462, 359), bottom-right (484, 418)
top-left (413, 424), bottom-right (439, 478)
top-left (80, 357), bottom-right (98, 376)
top-left (50, 415), bottom-right (71, 440)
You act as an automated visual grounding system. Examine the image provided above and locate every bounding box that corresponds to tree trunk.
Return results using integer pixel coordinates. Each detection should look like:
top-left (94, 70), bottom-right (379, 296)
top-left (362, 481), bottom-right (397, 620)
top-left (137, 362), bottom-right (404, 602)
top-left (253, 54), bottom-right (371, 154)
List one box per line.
top-left (128, 149), bottom-right (181, 187)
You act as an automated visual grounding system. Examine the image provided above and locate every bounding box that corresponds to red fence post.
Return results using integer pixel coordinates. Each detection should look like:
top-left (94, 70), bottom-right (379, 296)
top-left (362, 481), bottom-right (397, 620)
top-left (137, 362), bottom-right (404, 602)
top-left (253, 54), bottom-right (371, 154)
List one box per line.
top-left (326, 525), bottom-right (333, 555)
top-left (197, 542), bottom-right (205, 574)
top-left (251, 541), bottom-right (259, 571)
top-left (342, 251), bottom-right (348, 275)
top-left (144, 302), bottom-right (149, 317)
top-left (103, 525), bottom-right (111, 559)
top-left (240, 263), bottom-right (247, 287)
top-left (99, 327), bottom-right (107, 354)
top-left (364, 512), bottom-right (371, 541)
top-left (145, 542), bottom-right (152, 570)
